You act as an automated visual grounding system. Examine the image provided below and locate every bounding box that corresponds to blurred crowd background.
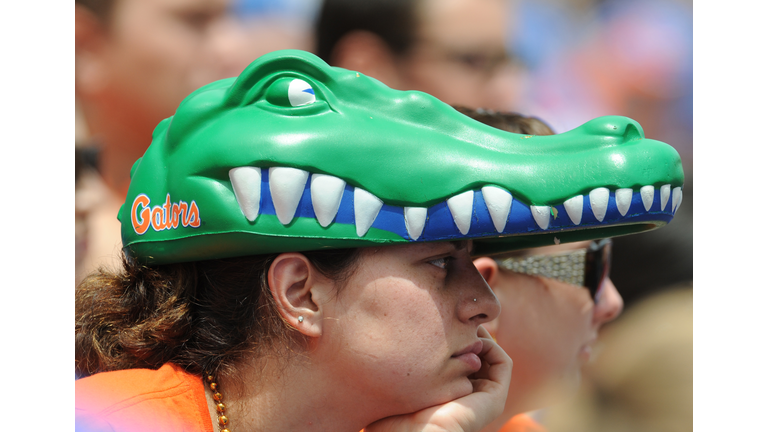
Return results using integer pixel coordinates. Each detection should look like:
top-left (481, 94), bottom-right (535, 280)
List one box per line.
top-left (75, 0), bottom-right (692, 430)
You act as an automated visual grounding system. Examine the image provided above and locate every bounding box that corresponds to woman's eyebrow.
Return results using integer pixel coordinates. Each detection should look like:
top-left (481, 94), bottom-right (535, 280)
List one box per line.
top-left (449, 240), bottom-right (473, 254)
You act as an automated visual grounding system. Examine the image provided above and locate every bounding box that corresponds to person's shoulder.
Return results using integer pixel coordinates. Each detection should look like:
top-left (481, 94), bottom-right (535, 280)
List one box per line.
top-left (76, 364), bottom-right (196, 407)
top-left (498, 414), bottom-right (548, 432)
top-left (75, 364), bottom-right (210, 432)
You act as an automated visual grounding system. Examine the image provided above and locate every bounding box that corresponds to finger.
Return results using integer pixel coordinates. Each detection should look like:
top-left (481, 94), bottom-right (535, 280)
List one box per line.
top-left (469, 356), bottom-right (491, 381)
top-left (477, 324), bottom-right (492, 340)
top-left (469, 326), bottom-right (495, 380)
top-left (476, 335), bottom-right (512, 387)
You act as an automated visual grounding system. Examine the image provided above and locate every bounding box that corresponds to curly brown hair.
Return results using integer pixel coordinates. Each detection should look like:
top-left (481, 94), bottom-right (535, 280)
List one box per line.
top-left (452, 106), bottom-right (555, 136)
top-left (75, 249), bottom-right (359, 383)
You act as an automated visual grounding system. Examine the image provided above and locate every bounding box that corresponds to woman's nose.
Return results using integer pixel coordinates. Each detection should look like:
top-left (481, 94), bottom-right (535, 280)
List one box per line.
top-left (593, 278), bottom-right (623, 326)
top-left (457, 260), bottom-right (501, 325)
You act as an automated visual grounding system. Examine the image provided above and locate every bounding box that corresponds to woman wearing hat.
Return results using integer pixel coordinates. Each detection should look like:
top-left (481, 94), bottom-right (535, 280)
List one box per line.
top-left (75, 50), bottom-right (684, 432)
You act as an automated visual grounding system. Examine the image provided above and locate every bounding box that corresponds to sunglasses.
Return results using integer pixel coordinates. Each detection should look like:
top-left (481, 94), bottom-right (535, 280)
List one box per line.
top-left (494, 238), bottom-right (612, 302)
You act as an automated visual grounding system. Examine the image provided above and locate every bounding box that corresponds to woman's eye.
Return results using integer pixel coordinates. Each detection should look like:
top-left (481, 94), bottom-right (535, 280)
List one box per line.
top-left (428, 257), bottom-right (450, 270)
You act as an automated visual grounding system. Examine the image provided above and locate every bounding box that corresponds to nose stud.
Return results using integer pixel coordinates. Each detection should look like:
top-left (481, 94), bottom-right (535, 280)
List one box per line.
top-left (473, 298), bottom-right (477, 302)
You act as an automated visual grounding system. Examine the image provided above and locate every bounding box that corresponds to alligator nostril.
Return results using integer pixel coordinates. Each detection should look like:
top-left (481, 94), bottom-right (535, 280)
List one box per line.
top-left (579, 116), bottom-right (646, 144)
top-left (623, 122), bottom-right (643, 142)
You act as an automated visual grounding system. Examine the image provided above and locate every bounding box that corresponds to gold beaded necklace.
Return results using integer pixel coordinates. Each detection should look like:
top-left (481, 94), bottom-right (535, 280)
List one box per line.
top-left (206, 374), bottom-right (231, 432)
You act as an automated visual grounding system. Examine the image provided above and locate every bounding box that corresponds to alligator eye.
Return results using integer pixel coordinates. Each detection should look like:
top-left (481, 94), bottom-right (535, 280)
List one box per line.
top-left (265, 77), bottom-right (316, 107)
top-left (288, 79), bottom-right (316, 106)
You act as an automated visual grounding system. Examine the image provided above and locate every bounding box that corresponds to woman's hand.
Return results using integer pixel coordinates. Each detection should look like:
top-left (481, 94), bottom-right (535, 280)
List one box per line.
top-left (365, 326), bottom-right (512, 432)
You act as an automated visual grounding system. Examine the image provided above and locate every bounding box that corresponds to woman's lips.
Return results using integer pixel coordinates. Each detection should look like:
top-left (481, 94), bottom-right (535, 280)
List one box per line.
top-left (452, 341), bottom-right (483, 371)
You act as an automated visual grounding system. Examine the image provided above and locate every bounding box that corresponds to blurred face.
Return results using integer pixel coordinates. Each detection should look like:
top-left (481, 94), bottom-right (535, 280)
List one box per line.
top-left (476, 241), bottom-right (624, 414)
top-left (394, 0), bottom-right (520, 110)
top-left (74, 178), bottom-right (91, 279)
top-left (318, 241), bottom-right (500, 416)
top-left (79, 0), bottom-right (249, 148)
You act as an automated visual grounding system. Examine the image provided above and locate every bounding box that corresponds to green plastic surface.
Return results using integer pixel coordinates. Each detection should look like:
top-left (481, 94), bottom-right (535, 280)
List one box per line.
top-left (119, 50), bottom-right (684, 264)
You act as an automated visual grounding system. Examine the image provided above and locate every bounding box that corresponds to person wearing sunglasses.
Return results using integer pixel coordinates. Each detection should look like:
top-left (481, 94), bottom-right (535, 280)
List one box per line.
top-left (453, 107), bottom-right (623, 432)
top-left (473, 240), bottom-right (622, 432)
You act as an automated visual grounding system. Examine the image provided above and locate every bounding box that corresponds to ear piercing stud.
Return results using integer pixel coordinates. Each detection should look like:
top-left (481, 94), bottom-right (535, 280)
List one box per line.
top-left (298, 316), bottom-right (304, 323)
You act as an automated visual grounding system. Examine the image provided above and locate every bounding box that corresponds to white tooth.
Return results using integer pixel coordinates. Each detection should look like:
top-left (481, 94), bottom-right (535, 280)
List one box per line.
top-left (615, 188), bottom-right (633, 216)
top-left (563, 195), bottom-right (583, 225)
top-left (481, 186), bottom-right (512, 233)
top-left (660, 184), bottom-right (671, 211)
top-left (530, 205), bottom-right (551, 230)
top-left (589, 187), bottom-right (610, 222)
top-left (354, 187), bottom-right (383, 237)
top-left (672, 187), bottom-right (682, 213)
top-left (640, 185), bottom-right (654, 211)
top-left (229, 167), bottom-right (262, 221)
top-left (447, 190), bottom-right (475, 235)
top-left (269, 167), bottom-right (309, 225)
top-left (404, 207), bottom-right (428, 240)
top-left (310, 174), bottom-right (346, 227)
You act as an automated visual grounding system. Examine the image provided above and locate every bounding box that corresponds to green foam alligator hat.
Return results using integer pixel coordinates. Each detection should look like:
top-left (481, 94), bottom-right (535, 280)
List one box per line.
top-left (119, 50), bottom-right (684, 264)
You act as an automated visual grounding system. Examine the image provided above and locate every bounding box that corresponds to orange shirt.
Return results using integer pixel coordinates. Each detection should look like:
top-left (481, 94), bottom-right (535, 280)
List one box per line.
top-left (497, 414), bottom-right (547, 432)
top-left (75, 363), bottom-right (213, 432)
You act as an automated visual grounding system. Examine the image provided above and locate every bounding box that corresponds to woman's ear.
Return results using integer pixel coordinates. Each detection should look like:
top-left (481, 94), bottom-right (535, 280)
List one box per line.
top-left (268, 253), bottom-right (333, 338)
top-left (473, 257), bottom-right (500, 287)
top-left (473, 257), bottom-right (501, 337)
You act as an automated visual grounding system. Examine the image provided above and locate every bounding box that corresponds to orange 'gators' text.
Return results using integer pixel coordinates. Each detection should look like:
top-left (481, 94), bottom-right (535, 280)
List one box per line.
top-left (131, 194), bottom-right (200, 235)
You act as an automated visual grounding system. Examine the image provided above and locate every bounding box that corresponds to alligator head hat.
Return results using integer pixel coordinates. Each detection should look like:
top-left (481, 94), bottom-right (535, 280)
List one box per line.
top-left (118, 49), bottom-right (684, 265)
